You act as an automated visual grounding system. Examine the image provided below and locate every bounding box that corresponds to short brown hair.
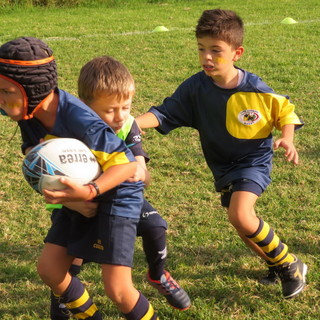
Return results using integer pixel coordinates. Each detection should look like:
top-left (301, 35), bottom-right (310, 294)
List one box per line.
top-left (78, 55), bottom-right (134, 104)
top-left (195, 9), bottom-right (244, 48)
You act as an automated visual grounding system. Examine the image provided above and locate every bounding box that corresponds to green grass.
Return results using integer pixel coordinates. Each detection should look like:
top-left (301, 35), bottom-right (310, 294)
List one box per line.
top-left (0, 0), bottom-right (320, 319)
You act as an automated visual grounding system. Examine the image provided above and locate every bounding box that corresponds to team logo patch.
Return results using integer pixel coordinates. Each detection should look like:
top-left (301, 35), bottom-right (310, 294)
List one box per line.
top-left (132, 134), bottom-right (142, 143)
top-left (238, 109), bottom-right (261, 125)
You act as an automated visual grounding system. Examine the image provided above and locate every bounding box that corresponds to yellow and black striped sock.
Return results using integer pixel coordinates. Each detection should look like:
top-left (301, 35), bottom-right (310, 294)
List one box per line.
top-left (246, 218), bottom-right (295, 266)
top-left (55, 276), bottom-right (102, 320)
top-left (124, 292), bottom-right (158, 320)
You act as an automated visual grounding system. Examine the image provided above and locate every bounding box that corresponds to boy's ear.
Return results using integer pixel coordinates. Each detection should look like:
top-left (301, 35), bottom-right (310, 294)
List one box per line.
top-left (233, 46), bottom-right (244, 62)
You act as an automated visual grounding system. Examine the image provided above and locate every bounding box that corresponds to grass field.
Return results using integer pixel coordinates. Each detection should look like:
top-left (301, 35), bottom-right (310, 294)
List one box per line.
top-left (0, 0), bottom-right (319, 319)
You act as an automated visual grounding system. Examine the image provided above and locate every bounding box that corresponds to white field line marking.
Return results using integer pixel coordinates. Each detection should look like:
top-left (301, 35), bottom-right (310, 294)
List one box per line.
top-left (41, 19), bottom-right (320, 42)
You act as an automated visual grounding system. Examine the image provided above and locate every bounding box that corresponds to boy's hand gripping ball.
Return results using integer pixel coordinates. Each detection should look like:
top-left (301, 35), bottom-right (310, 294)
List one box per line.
top-left (22, 138), bottom-right (101, 194)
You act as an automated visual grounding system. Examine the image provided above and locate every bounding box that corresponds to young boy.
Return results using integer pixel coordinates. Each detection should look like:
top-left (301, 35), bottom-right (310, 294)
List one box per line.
top-left (49, 55), bottom-right (191, 319)
top-left (0, 37), bottom-right (158, 319)
top-left (136, 9), bottom-right (307, 299)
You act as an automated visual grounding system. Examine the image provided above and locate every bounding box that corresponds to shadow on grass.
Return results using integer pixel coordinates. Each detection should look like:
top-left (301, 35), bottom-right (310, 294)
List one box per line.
top-left (0, 241), bottom-right (126, 319)
top-left (0, 241), bottom-right (47, 318)
top-left (0, 241), bottom-right (40, 282)
top-left (133, 236), bottom-right (314, 306)
top-left (1, 232), bottom-right (317, 319)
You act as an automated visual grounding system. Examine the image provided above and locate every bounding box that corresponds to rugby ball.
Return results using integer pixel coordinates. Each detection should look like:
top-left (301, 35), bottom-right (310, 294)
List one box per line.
top-left (22, 138), bottom-right (101, 194)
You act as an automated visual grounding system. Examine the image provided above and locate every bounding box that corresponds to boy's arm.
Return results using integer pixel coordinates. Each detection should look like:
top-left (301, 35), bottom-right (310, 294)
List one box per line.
top-left (124, 120), bottom-right (151, 186)
top-left (135, 112), bottom-right (160, 129)
top-left (126, 155), bottom-right (151, 187)
top-left (273, 124), bottom-right (299, 165)
top-left (63, 201), bottom-right (98, 218)
top-left (43, 162), bottom-right (137, 203)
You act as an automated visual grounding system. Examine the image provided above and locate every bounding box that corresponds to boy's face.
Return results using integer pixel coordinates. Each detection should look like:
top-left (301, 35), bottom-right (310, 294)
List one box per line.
top-left (89, 91), bottom-right (133, 134)
top-left (197, 36), bottom-right (243, 80)
top-left (0, 77), bottom-right (25, 121)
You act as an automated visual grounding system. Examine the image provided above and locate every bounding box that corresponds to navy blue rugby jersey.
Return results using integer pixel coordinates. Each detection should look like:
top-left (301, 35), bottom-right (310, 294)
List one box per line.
top-left (149, 69), bottom-right (303, 191)
top-left (19, 89), bottom-right (136, 169)
top-left (18, 89), bottom-right (144, 218)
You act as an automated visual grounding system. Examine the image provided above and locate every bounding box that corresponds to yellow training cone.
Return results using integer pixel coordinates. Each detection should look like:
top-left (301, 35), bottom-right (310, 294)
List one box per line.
top-left (152, 26), bottom-right (169, 32)
top-left (281, 17), bottom-right (298, 24)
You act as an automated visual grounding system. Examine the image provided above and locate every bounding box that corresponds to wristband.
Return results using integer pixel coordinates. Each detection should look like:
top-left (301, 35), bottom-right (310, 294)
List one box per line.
top-left (86, 181), bottom-right (100, 196)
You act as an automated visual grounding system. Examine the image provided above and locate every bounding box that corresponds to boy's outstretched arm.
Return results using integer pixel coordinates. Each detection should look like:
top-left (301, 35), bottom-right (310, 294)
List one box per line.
top-left (135, 112), bottom-right (159, 129)
top-left (273, 124), bottom-right (299, 165)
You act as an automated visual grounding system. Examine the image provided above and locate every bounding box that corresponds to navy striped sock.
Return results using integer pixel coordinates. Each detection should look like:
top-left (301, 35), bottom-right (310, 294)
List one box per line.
top-left (55, 276), bottom-right (102, 320)
top-left (247, 218), bottom-right (294, 265)
top-left (124, 292), bottom-right (158, 320)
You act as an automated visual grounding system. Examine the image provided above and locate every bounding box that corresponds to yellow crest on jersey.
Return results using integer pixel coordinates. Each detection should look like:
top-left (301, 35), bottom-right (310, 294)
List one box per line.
top-left (226, 92), bottom-right (274, 139)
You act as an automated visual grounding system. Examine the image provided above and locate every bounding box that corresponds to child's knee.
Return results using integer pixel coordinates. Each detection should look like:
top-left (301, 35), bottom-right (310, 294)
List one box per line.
top-left (37, 255), bottom-right (70, 290)
top-left (104, 277), bottom-right (137, 304)
top-left (227, 208), bottom-right (259, 234)
top-left (37, 261), bottom-right (52, 286)
top-left (37, 255), bottom-right (51, 281)
top-left (36, 259), bottom-right (46, 280)
top-left (105, 290), bottom-right (123, 304)
top-left (104, 284), bottom-right (126, 302)
top-left (227, 207), bottom-right (242, 227)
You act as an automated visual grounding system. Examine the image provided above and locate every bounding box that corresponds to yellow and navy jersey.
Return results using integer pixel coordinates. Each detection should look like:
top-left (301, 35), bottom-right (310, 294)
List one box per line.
top-left (18, 89), bottom-right (144, 218)
top-left (149, 69), bottom-right (303, 192)
top-left (19, 89), bottom-right (136, 170)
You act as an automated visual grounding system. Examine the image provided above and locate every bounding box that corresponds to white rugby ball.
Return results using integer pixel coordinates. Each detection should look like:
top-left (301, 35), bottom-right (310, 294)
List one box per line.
top-left (22, 138), bottom-right (101, 194)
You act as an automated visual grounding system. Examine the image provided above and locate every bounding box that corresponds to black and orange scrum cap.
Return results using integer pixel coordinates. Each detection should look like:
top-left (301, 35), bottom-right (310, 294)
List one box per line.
top-left (0, 37), bottom-right (57, 119)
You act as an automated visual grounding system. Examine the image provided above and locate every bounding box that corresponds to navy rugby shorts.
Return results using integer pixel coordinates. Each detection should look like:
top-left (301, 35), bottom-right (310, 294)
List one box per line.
top-left (45, 206), bottom-right (139, 267)
top-left (220, 178), bottom-right (264, 208)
